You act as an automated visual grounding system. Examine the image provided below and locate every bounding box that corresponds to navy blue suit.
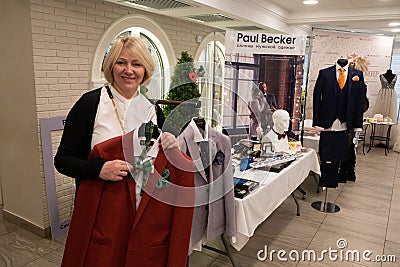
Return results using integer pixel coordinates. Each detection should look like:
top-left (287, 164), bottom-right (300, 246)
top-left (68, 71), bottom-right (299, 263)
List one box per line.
top-left (313, 65), bottom-right (366, 188)
top-left (313, 65), bottom-right (366, 129)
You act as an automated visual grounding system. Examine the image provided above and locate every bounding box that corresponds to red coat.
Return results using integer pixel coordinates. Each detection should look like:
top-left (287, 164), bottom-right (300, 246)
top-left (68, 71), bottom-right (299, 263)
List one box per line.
top-left (61, 131), bottom-right (195, 267)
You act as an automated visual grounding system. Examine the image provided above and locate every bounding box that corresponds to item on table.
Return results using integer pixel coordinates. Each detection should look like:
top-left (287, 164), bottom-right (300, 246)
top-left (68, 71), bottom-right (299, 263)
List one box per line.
top-left (234, 187), bottom-right (250, 199)
top-left (233, 177), bottom-right (260, 192)
top-left (373, 113), bottom-right (383, 122)
top-left (240, 157), bottom-right (253, 171)
top-left (288, 141), bottom-right (302, 151)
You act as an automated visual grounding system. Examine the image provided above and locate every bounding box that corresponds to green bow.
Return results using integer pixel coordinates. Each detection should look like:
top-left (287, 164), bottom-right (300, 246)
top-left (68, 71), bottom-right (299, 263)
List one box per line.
top-left (131, 121), bottom-right (156, 194)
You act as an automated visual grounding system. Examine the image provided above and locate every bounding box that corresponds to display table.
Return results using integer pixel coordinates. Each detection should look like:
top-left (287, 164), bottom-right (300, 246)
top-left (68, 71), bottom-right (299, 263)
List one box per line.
top-left (231, 149), bottom-right (320, 251)
top-left (367, 121), bottom-right (395, 155)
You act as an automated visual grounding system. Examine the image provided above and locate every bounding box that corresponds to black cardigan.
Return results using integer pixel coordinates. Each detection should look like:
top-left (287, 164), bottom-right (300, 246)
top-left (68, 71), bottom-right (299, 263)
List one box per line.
top-left (54, 87), bottom-right (165, 191)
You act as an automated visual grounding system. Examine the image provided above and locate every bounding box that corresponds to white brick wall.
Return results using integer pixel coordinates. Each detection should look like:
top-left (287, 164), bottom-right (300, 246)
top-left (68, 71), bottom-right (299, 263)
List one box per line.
top-left (31, 0), bottom-right (218, 229)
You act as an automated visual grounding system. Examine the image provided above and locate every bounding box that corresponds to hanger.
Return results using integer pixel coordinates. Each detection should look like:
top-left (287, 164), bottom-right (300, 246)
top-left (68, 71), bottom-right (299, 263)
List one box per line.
top-left (193, 117), bottom-right (206, 130)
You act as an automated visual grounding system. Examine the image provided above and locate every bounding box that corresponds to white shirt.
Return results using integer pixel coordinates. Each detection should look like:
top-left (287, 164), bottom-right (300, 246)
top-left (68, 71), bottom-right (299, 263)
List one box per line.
top-left (329, 63), bottom-right (349, 131)
top-left (92, 85), bottom-right (159, 208)
top-left (336, 63), bottom-right (348, 85)
top-left (92, 86), bottom-right (157, 147)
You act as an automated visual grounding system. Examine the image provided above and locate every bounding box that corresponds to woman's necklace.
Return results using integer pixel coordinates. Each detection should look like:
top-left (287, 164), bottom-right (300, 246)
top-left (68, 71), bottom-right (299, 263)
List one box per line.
top-left (106, 85), bottom-right (126, 134)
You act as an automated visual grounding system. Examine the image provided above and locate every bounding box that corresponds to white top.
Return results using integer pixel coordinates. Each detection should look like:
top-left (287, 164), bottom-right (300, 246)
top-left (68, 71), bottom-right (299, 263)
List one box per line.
top-left (91, 85), bottom-right (157, 148)
top-left (91, 85), bottom-right (159, 208)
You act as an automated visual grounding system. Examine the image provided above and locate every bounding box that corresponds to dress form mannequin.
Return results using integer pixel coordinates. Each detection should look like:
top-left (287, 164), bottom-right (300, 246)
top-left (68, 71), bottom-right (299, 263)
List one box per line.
top-left (337, 58), bottom-right (348, 68)
top-left (373, 69), bottom-right (398, 147)
top-left (262, 109), bottom-right (290, 152)
top-left (311, 56), bottom-right (368, 213)
top-left (383, 69), bottom-right (396, 84)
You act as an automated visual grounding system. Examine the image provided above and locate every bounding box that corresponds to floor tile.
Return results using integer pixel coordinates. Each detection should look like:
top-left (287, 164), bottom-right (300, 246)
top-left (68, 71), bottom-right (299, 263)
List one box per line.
top-left (308, 232), bottom-right (383, 266)
top-left (391, 190), bottom-right (400, 203)
top-left (389, 202), bottom-right (400, 221)
top-left (189, 251), bottom-right (218, 267)
top-left (24, 252), bottom-right (62, 267)
top-left (386, 218), bottom-right (400, 244)
top-left (0, 228), bottom-right (63, 267)
top-left (382, 240), bottom-right (400, 267)
top-left (255, 211), bottom-right (319, 248)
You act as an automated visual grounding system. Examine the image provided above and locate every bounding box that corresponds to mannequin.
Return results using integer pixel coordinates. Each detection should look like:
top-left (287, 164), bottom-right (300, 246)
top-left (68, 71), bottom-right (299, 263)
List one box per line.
top-left (373, 69), bottom-right (398, 147)
top-left (262, 109), bottom-right (290, 152)
top-left (337, 58), bottom-right (348, 68)
top-left (313, 57), bottom-right (366, 188)
top-left (383, 69), bottom-right (396, 84)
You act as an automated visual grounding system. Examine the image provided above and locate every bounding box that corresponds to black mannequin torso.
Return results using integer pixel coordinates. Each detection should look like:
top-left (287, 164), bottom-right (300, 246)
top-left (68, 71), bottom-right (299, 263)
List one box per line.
top-left (337, 58), bottom-right (348, 68)
top-left (382, 69), bottom-right (396, 84)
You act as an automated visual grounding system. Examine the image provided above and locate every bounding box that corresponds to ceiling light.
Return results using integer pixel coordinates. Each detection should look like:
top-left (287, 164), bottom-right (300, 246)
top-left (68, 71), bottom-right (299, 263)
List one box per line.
top-left (388, 22), bottom-right (400, 27)
top-left (391, 29), bottom-right (400, 33)
top-left (303, 0), bottom-right (319, 4)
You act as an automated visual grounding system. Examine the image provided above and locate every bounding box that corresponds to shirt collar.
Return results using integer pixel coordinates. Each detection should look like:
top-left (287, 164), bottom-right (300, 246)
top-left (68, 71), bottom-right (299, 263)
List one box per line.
top-left (110, 84), bottom-right (139, 102)
top-left (336, 63), bottom-right (349, 73)
top-left (189, 118), bottom-right (208, 142)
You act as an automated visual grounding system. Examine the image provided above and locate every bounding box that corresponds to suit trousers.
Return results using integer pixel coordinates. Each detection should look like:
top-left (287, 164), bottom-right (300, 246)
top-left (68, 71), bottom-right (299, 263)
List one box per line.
top-left (318, 131), bottom-right (349, 188)
top-left (339, 130), bottom-right (356, 181)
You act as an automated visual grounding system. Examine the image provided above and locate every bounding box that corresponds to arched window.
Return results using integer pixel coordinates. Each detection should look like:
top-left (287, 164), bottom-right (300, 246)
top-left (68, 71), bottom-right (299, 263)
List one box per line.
top-left (197, 41), bottom-right (225, 127)
top-left (194, 33), bottom-right (225, 128)
top-left (107, 28), bottom-right (165, 100)
top-left (91, 15), bottom-right (176, 101)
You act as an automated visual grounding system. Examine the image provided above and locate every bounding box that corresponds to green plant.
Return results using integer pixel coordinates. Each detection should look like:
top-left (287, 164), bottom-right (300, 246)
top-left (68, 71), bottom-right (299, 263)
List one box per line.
top-left (162, 51), bottom-right (201, 135)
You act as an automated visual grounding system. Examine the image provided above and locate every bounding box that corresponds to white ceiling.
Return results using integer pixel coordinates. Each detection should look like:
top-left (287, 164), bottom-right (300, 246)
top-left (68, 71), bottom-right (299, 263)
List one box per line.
top-left (108, 0), bottom-right (400, 39)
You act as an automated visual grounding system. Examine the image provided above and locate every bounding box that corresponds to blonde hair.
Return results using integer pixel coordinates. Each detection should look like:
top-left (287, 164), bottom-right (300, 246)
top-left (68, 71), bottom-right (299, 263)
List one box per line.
top-left (102, 36), bottom-right (155, 85)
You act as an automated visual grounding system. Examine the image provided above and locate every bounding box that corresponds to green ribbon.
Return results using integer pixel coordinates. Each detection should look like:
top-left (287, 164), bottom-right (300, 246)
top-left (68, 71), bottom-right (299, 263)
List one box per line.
top-left (156, 169), bottom-right (171, 188)
top-left (130, 121), bottom-right (156, 194)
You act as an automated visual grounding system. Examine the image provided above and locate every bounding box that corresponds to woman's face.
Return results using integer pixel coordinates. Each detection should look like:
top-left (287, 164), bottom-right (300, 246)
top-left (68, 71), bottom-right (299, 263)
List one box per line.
top-left (112, 47), bottom-right (145, 98)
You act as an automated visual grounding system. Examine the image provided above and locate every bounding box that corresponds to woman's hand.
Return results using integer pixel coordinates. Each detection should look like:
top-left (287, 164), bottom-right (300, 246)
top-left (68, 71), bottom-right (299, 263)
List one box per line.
top-left (159, 132), bottom-right (179, 150)
top-left (99, 160), bottom-right (132, 181)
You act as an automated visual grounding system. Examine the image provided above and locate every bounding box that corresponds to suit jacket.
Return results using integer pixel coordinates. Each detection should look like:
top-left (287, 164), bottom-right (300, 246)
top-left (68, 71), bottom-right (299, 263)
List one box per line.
top-left (61, 130), bottom-right (195, 267)
top-left (313, 65), bottom-right (366, 129)
top-left (265, 93), bottom-right (277, 109)
top-left (178, 125), bottom-right (236, 253)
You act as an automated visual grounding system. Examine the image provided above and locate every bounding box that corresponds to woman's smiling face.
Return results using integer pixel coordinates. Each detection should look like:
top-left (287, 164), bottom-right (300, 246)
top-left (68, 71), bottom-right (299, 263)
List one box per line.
top-left (112, 47), bottom-right (145, 99)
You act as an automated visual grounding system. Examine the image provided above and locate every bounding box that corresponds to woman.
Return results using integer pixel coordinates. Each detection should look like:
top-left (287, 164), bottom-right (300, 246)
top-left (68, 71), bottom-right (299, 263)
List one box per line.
top-left (55, 37), bottom-right (194, 267)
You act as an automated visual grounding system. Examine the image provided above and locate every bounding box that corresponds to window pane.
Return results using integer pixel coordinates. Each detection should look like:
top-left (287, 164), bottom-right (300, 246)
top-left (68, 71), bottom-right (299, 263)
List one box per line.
top-left (140, 33), bottom-right (163, 100)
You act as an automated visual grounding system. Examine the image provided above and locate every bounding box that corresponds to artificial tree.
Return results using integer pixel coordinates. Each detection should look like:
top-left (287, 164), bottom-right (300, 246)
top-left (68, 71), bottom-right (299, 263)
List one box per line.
top-left (162, 51), bottom-right (201, 135)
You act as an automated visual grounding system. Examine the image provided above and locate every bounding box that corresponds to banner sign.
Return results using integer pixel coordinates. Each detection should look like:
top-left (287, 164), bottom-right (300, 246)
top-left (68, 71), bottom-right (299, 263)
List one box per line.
top-left (225, 31), bottom-right (306, 55)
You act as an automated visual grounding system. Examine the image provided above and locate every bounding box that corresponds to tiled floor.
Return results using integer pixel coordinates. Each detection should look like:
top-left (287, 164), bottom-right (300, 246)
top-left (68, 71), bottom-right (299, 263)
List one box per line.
top-left (0, 147), bottom-right (399, 266)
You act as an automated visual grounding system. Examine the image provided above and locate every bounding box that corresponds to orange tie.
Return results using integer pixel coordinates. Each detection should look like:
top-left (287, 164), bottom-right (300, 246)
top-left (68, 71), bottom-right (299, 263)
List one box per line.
top-left (338, 67), bottom-right (345, 89)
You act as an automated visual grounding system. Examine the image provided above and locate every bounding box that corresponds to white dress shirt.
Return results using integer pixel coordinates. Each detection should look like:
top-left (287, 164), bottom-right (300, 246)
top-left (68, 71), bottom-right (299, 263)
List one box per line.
top-left (324, 63), bottom-right (349, 131)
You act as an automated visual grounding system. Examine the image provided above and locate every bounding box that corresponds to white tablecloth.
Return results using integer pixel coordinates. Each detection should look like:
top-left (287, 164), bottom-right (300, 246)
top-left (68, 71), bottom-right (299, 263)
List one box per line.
top-left (231, 149), bottom-right (320, 251)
